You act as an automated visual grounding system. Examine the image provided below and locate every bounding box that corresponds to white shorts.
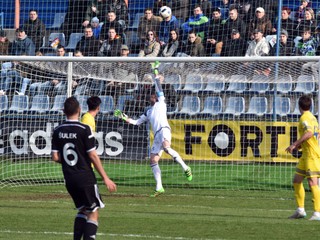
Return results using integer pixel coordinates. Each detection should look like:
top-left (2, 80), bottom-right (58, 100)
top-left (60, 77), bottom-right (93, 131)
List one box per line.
top-left (151, 127), bottom-right (171, 155)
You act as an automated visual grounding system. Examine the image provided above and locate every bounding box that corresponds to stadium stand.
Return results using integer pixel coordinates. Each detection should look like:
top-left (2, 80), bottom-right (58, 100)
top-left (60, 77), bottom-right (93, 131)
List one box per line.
top-left (65, 33), bottom-right (84, 52)
top-left (199, 74), bottom-right (225, 95)
top-left (6, 95), bottom-right (29, 113)
top-left (175, 96), bottom-right (201, 118)
top-left (224, 75), bottom-right (248, 94)
top-left (99, 95), bottom-right (114, 115)
top-left (47, 12), bottom-right (66, 30)
top-left (196, 96), bottom-right (223, 119)
top-left (220, 96), bottom-right (245, 118)
top-left (48, 94), bottom-right (66, 114)
top-left (177, 74), bottom-right (203, 94)
top-left (26, 94), bottom-right (50, 114)
top-left (242, 97), bottom-right (268, 118)
top-left (0, 95), bottom-right (8, 112)
top-left (292, 75), bottom-right (315, 94)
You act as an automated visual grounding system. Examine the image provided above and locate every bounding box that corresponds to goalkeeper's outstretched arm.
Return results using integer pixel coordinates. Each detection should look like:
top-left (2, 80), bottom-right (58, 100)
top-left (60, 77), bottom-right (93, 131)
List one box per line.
top-left (151, 61), bottom-right (165, 100)
top-left (114, 109), bottom-right (147, 125)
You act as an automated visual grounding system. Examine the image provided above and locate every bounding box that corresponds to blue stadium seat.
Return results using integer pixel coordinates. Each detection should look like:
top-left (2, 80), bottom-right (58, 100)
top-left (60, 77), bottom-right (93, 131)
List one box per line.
top-left (293, 75), bottom-right (315, 94)
top-left (220, 96), bottom-right (245, 118)
top-left (199, 74), bottom-right (225, 94)
top-left (40, 32), bottom-right (66, 53)
top-left (125, 75), bottom-right (139, 93)
top-left (196, 96), bottom-right (222, 118)
top-left (99, 95), bottom-right (114, 114)
top-left (244, 75), bottom-right (270, 95)
top-left (178, 74), bottom-right (203, 94)
top-left (272, 74), bottom-right (293, 94)
top-left (47, 12), bottom-right (66, 30)
top-left (242, 97), bottom-right (268, 118)
top-left (165, 74), bottom-right (182, 91)
top-left (65, 33), bottom-right (84, 52)
top-left (0, 95), bottom-right (8, 112)
top-left (267, 97), bottom-right (291, 118)
top-left (175, 96), bottom-right (201, 118)
top-left (127, 12), bottom-right (144, 30)
top-left (49, 94), bottom-right (66, 114)
top-left (27, 94), bottom-right (50, 114)
top-left (7, 95), bottom-right (29, 113)
top-left (224, 75), bottom-right (247, 94)
top-left (167, 102), bottom-right (179, 116)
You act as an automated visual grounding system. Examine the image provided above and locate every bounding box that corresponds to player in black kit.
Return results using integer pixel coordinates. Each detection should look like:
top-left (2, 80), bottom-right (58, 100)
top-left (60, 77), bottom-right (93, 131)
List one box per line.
top-left (51, 96), bottom-right (117, 240)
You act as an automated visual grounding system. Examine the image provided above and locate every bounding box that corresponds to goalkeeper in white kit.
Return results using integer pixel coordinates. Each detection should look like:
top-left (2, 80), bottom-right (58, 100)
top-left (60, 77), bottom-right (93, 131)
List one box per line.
top-left (114, 61), bottom-right (192, 197)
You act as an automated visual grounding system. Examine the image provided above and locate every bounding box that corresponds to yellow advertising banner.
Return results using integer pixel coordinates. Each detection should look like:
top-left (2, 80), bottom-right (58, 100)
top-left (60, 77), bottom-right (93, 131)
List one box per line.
top-left (155, 120), bottom-right (301, 163)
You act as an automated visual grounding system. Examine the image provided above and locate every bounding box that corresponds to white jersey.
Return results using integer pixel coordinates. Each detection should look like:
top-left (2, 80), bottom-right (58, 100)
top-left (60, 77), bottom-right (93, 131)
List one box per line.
top-left (129, 95), bottom-right (170, 135)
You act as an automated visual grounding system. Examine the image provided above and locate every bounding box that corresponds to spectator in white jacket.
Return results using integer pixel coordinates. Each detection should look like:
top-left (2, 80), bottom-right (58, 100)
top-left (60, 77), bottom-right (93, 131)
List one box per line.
top-left (239, 28), bottom-right (270, 77)
top-left (245, 29), bottom-right (269, 57)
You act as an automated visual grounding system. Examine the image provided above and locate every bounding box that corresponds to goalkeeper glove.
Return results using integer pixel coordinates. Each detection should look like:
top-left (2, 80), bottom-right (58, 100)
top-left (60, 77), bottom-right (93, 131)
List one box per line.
top-left (150, 61), bottom-right (161, 75)
top-left (114, 109), bottom-right (128, 121)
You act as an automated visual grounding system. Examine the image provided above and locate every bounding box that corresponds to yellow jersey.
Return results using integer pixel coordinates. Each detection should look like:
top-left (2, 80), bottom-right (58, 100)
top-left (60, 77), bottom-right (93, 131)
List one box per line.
top-left (299, 111), bottom-right (320, 160)
top-left (81, 112), bottom-right (96, 132)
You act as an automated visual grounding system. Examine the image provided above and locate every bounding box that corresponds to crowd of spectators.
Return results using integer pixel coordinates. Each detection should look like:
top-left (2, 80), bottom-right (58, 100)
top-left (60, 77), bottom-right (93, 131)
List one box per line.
top-left (2, 0), bottom-right (320, 97)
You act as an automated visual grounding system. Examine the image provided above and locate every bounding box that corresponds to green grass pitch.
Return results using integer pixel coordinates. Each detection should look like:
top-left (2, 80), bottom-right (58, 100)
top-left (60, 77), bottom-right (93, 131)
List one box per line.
top-left (1, 160), bottom-right (318, 239)
top-left (0, 185), bottom-right (319, 239)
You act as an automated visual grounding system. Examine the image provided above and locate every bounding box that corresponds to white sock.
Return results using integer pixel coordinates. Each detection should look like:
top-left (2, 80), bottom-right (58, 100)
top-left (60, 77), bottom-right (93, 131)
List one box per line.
top-left (151, 163), bottom-right (162, 190)
top-left (165, 147), bottom-right (188, 171)
top-left (298, 207), bottom-right (305, 212)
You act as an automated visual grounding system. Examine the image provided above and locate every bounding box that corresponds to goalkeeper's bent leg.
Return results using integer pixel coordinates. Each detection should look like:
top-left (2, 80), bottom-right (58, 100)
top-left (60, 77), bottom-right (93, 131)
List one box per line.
top-left (164, 146), bottom-right (188, 171)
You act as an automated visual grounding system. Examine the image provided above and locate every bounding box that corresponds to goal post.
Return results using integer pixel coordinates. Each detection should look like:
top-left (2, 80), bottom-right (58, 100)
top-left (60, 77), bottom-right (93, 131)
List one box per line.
top-left (0, 56), bottom-right (319, 191)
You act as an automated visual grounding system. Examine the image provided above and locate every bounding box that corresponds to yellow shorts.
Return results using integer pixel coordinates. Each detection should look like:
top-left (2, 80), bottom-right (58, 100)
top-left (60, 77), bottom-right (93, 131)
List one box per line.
top-left (296, 157), bottom-right (320, 178)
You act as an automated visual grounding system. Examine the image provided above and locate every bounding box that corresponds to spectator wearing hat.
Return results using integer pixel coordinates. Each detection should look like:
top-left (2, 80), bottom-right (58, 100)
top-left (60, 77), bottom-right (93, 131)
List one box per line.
top-left (22, 9), bottom-right (46, 51)
top-left (121, 44), bottom-right (130, 57)
top-left (248, 7), bottom-right (273, 39)
top-left (0, 30), bottom-right (11, 55)
top-left (269, 29), bottom-right (294, 56)
top-left (10, 28), bottom-right (36, 56)
top-left (204, 7), bottom-right (225, 56)
top-left (76, 26), bottom-right (101, 56)
top-left (83, 0), bottom-right (108, 27)
top-left (137, 8), bottom-right (162, 43)
top-left (91, 17), bottom-right (102, 39)
top-left (295, 0), bottom-right (312, 22)
top-left (296, 7), bottom-right (316, 36)
top-left (272, 7), bottom-right (298, 40)
top-left (220, 29), bottom-right (247, 56)
top-left (248, 0), bottom-right (278, 24)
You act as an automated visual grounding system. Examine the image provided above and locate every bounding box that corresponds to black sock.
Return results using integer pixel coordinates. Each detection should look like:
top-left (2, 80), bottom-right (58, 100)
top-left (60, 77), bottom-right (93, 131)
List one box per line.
top-left (83, 220), bottom-right (98, 240)
top-left (73, 213), bottom-right (87, 240)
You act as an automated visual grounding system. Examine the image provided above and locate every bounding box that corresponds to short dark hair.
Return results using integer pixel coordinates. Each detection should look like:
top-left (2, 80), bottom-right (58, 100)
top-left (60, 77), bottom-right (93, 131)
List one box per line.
top-left (29, 9), bottom-right (38, 14)
top-left (87, 96), bottom-right (102, 111)
top-left (64, 97), bottom-right (80, 116)
top-left (298, 95), bottom-right (312, 111)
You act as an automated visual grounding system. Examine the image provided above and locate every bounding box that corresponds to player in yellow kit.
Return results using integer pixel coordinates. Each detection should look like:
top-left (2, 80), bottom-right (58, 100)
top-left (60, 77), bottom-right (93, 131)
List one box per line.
top-left (286, 95), bottom-right (320, 220)
top-left (81, 96), bottom-right (101, 133)
top-left (81, 96), bottom-right (102, 169)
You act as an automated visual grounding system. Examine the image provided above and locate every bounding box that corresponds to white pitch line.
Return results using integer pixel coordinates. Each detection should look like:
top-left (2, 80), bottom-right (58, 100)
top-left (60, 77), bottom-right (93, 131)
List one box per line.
top-left (0, 230), bottom-right (220, 240)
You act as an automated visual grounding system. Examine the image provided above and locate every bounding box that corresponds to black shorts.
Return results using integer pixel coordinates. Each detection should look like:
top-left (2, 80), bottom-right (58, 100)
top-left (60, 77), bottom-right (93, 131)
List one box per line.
top-left (66, 183), bottom-right (105, 212)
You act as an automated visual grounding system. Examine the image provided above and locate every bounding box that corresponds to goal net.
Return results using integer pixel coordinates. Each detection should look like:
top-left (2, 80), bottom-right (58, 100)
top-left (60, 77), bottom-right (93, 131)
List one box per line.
top-left (1, 56), bottom-right (319, 191)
